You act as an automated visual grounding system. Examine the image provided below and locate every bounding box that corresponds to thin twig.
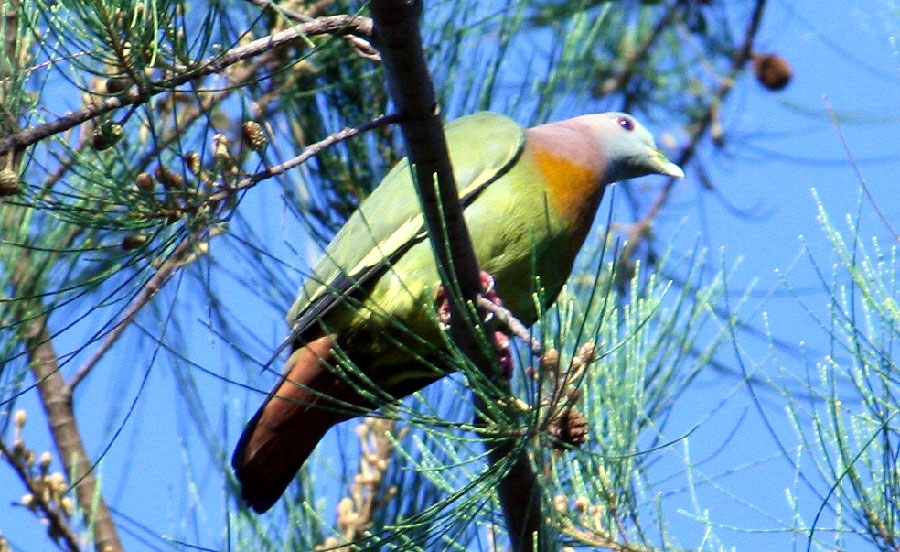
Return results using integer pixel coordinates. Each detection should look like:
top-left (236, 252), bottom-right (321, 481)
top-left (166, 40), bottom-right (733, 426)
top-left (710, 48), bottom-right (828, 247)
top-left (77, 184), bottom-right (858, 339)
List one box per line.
top-left (243, 0), bottom-right (379, 59)
top-left (70, 231), bottom-right (213, 389)
top-left (477, 296), bottom-right (541, 356)
top-left (639, 0), bottom-right (767, 228)
top-left (824, 96), bottom-right (899, 243)
top-left (217, 113), bottom-right (400, 197)
top-left (598, 5), bottom-right (678, 97)
top-left (0, 440), bottom-right (81, 552)
top-left (0, 15), bottom-right (373, 157)
top-left (73, 113), bottom-right (397, 386)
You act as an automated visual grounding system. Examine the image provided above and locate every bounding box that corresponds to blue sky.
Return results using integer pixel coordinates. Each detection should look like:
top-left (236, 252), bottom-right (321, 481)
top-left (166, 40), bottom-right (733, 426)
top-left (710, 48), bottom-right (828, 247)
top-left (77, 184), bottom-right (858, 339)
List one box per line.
top-left (3, 1), bottom-right (900, 551)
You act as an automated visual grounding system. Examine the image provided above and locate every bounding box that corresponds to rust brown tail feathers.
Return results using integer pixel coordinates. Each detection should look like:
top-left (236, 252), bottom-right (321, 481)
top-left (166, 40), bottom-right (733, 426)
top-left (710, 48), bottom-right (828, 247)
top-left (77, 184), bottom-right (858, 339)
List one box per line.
top-left (231, 336), bottom-right (357, 513)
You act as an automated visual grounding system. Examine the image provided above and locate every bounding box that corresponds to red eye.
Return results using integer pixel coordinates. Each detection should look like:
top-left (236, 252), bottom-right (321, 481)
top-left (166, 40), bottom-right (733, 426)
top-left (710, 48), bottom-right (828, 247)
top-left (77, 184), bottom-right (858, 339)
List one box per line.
top-left (617, 116), bottom-right (634, 131)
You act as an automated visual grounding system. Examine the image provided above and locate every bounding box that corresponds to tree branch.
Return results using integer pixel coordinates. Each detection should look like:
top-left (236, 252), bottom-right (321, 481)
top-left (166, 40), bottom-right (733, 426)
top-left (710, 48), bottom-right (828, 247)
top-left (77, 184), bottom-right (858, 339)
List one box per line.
top-left (0, 440), bottom-right (81, 552)
top-left (598, 4), bottom-right (678, 97)
top-left (227, 113), bottom-right (400, 195)
top-left (243, 0), bottom-right (380, 59)
top-left (25, 315), bottom-right (123, 552)
top-left (643, 0), bottom-right (767, 224)
top-left (615, 0), bottom-right (768, 274)
top-left (0, 14), bottom-right (373, 157)
top-left (369, 2), bottom-right (544, 550)
top-left (70, 229), bottom-right (218, 389)
top-left (477, 296), bottom-right (542, 356)
top-left (2, 2), bottom-right (122, 548)
top-left (3, 215), bottom-right (123, 551)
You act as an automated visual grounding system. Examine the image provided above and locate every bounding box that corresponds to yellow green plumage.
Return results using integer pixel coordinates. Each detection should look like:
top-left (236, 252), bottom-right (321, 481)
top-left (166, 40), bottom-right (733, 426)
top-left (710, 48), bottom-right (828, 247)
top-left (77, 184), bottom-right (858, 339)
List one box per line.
top-left (233, 111), bottom-right (683, 513)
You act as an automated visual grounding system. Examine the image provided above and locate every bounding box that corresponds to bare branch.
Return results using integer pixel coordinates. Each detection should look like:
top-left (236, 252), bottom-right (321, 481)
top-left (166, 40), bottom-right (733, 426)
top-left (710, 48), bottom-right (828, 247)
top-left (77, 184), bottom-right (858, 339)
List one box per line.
top-left (477, 296), bottom-right (542, 356)
top-left (643, 0), bottom-right (767, 225)
top-left (25, 315), bottom-right (123, 552)
top-left (221, 114), bottom-right (400, 195)
top-left (243, 0), bottom-right (379, 59)
top-left (70, 229), bottom-right (217, 389)
top-left (614, 0), bottom-right (770, 275)
top-left (598, 5), bottom-right (678, 97)
top-left (0, 440), bottom-right (81, 552)
top-left (824, 97), bottom-right (899, 243)
top-left (0, 15), bottom-right (373, 157)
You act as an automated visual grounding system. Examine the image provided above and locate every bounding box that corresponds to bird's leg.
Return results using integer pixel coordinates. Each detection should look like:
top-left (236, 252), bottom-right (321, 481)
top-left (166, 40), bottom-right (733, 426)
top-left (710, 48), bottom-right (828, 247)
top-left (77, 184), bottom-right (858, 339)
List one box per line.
top-left (478, 272), bottom-right (513, 378)
top-left (434, 271), bottom-right (513, 379)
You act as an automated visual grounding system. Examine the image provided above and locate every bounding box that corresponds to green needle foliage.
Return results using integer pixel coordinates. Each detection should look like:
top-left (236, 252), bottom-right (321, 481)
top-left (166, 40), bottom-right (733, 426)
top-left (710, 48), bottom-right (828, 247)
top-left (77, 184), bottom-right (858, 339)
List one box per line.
top-left (780, 191), bottom-right (900, 552)
top-left (6, 1), bottom-right (884, 552)
top-left (226, 241), bottom-right (737, 551)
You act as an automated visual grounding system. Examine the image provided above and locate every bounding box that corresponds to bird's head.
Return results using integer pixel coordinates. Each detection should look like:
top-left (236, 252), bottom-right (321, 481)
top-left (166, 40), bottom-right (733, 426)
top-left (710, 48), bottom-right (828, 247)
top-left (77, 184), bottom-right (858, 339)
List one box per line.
top-left (580, 112), bottom-right (684, 184)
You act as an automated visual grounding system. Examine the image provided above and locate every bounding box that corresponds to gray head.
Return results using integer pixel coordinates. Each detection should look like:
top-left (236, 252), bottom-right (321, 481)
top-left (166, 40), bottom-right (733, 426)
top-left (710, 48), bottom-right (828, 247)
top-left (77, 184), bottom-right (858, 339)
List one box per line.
top-left (574, 112), bottom-right (684, 184)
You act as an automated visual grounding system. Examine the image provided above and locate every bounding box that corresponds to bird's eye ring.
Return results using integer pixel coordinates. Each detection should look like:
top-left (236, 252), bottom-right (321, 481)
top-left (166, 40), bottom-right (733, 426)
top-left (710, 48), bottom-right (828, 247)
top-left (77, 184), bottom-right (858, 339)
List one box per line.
top-left (617, 116), bottom-right (634, 131)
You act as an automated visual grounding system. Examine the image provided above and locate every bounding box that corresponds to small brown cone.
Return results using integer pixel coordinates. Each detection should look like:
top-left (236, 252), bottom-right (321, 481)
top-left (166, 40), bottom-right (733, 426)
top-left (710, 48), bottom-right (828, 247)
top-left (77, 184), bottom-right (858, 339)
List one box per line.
top-left (753, 53), bottom-right (792, 91)
top-left (135, 172), bottom-right (155, 191)
top-left (241, 121), bottom-right (267, 152)
top-left (0, 169), bottom-right (20, 197)
top-left (122, 234), bottom-right (148, 250)
top-left (549, 409), bottom-right (588, 449)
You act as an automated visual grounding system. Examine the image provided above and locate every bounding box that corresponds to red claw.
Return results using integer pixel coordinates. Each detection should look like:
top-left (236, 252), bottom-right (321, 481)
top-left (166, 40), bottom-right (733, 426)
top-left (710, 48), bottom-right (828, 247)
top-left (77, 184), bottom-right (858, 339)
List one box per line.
top-left (493, 329), bottom-right (512, 379)
top-left (435, 271), bottom-right (513, 379)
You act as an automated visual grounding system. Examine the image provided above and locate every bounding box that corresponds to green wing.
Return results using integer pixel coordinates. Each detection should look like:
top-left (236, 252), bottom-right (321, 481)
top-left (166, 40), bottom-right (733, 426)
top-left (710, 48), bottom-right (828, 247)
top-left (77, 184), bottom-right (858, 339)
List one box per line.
top-left (287, 112), bottom-right (525, 334)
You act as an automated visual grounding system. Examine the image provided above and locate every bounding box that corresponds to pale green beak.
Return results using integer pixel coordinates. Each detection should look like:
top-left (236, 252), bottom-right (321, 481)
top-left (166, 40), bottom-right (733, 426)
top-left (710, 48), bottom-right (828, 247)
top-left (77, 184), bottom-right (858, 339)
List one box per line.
top-left (649, 148), bottom-right (685, 179)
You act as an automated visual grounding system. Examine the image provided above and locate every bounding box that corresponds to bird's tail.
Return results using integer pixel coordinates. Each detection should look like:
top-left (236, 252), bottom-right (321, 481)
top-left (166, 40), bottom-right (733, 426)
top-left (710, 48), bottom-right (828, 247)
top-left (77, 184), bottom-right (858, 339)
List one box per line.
top-left (231, 335), bottom-right (361, 513)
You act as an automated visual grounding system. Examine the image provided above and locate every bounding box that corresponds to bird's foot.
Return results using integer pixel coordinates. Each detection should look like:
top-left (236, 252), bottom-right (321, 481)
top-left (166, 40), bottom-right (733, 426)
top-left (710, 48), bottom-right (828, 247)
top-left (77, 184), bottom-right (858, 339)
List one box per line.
top-left (478, 273), bottom-right (513, 378)
top-left (435, 271), bottom-right (512, 379)
top-left (494, 329), bottom-right (512, 379)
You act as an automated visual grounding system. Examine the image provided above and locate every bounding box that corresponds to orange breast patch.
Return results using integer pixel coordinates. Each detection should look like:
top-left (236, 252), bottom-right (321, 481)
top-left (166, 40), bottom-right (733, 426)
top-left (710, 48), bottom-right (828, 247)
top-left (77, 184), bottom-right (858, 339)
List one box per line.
top-left (528, 142), bottom-right (603, 226)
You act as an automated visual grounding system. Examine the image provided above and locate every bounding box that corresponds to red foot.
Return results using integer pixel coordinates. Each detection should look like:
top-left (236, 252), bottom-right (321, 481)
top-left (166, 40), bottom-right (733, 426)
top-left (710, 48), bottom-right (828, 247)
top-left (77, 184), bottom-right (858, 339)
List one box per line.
top-left (494, 330), bottom-right (512, 379)
top-left (435, 271), bottom-right (512, 379)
